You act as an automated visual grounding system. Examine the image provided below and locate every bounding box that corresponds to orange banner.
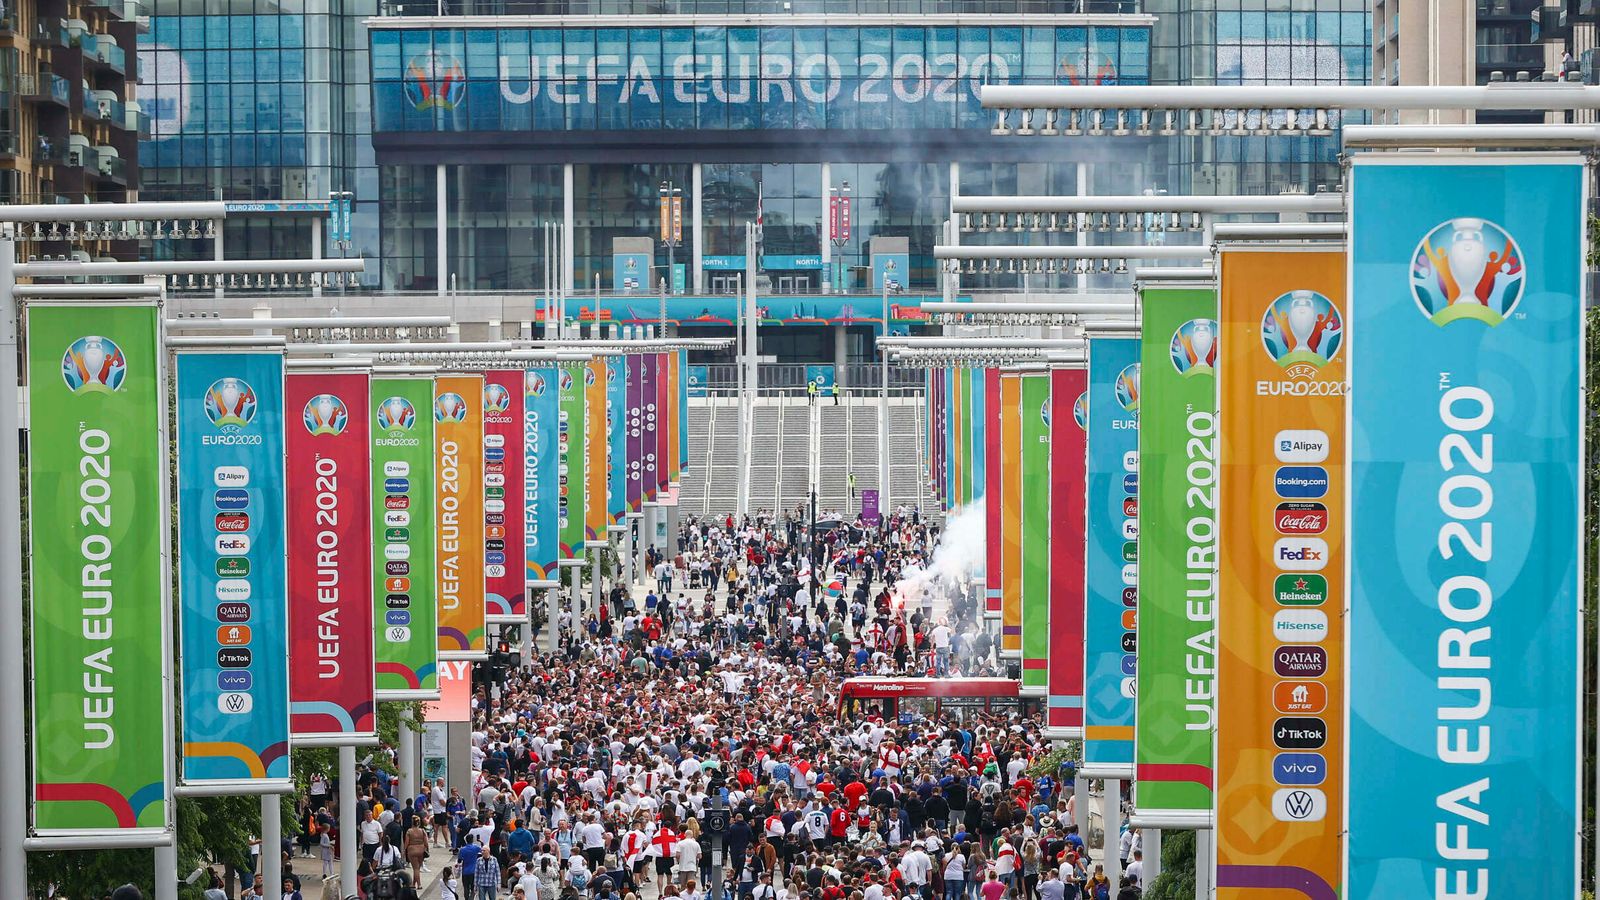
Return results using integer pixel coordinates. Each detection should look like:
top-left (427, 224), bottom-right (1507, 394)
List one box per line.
top-left (999, 371), bottom-right (1022, 656)
top-left (434, 374), bottom-right (487, 660)
top-left (1216, 248), bottom-right (1345, 896)
top-left (584, 358), bottom-right (608, 548)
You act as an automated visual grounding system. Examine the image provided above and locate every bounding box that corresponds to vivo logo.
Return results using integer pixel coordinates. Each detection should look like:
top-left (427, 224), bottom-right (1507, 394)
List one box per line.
top-left (1272, 753), bottom-right (1327, 786)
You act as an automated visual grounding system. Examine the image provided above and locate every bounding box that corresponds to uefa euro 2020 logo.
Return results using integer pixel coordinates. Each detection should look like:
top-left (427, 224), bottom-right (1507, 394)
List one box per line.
top-left (584, 366), bottom-right (597, 387)
top-left (1411, 217), bottom-right (1524, 326)
top-left (61, 335), bottom-right (127, 394)
top-left (435, 392), bottom-right (467, 423)
top-left (1261, 289), bottom-right (1344, 380)
top-left (377, 396), bottom-right (417, 433)
top-left (1115, 363), bottom-right (1139, 414)
top-left (405, 52), bottom-right (465, 112)
top-left (1072, 392), bottom-right (1088, 430)
top-left (303, 394), bottom-right (348, 436)
top-left (1170, 319), bottom-right (1218, 377)
top-left (559, 370), bottom-right (575, 392)
top-left (527, 372), bottom-right (548, 397)
top-left (204, 378), bottom-right (257, 429)
top-left (484, 383), bottom-right (511, 415)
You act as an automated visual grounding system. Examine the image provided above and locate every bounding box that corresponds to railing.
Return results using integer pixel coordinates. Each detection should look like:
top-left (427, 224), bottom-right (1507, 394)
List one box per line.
top-left (1532, 4), bottom-right (1569, 41)
top-left (34, 137), bottom-right (68, 164)
top-left (385, 0), bottom-right (1136, 14)
top-left (18, 73), bottom-right (72, 106)
top-left (86, 97), bottom-right (126, 125)
top-left (1478, 43), bottom-right (1545, 67)
top-left (699, 363), bottom-right (926, 391)
top-left (32, 17), bottom-right (65, 46)
top-left (95, 154), bottom-right (127, 182)
top-left (103, 42), bottom-right (127, 74)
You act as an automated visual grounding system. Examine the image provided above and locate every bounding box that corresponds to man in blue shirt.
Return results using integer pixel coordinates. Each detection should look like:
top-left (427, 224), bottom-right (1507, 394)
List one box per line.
top-left (459, 835), bottom-right (482, 900)
top-left (507, 820), bottom-right (535, 863)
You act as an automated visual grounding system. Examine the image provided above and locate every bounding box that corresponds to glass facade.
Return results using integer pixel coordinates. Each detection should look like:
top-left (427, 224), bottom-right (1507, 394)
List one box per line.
top-left (370, 24), bottom-right (1150, 133)
top-left (137, 0), bottom-right (382, 277)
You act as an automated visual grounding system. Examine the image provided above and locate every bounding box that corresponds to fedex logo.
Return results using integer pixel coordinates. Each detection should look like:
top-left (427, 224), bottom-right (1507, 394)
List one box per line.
top-left (1274, 538), bottom-right (1329, 572)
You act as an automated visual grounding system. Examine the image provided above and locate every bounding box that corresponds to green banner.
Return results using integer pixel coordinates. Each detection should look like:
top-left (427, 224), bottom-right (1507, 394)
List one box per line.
top-left (27, 303), bottom-right (170, 835)
top-left (558, 364), bottom-right (586, 562)
top-left (372, 377), bottom-right (440, 699)
top-left (1019, 372), bottom-right (1052, 693)
top-left (1134, 285), bottom-right (1218, 819)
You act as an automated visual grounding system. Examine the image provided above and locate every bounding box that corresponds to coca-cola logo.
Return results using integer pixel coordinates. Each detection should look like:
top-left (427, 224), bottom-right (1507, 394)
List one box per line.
top-left (1275, 502), bottom-right (1327, 535)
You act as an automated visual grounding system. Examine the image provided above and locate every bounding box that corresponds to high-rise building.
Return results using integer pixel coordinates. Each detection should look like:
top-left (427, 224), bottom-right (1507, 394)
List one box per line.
top-left (0, 0), bottom-right (140, 205)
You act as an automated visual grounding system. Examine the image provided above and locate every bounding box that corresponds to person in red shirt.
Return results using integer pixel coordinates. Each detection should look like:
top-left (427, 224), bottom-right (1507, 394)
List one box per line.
top-left (815, 777), bottom-right (837, 799)
top-left (828, 806), bottom-right (850, 845)
top-left (841, 779), bottom-right (868, 812)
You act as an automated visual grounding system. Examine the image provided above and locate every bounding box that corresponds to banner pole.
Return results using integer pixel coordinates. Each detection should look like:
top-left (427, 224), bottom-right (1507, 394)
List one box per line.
top-left (154, 842), bottom-right (177, 899)
top-left (0, 238), bottom-right (24, 893)
top-left (545, 588), bottom-right (559, 655)
top-left (339, 746), bottom-right (358, 894)
top-left (261, 794), bottom-right (282, 900)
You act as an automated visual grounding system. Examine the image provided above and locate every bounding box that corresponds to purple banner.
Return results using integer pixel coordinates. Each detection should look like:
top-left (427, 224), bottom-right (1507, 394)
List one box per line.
top-left (626, 354), bottom-right (644, 513)
top-left (861, 488), bottom-right (881, 524)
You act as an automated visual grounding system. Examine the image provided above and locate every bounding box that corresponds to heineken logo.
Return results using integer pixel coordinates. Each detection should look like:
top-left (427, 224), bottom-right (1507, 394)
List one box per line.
top-left (1274, 573), bottom-right (1327, 606)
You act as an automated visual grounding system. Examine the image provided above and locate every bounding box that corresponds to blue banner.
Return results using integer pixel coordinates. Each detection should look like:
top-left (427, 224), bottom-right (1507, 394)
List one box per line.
top-left (175, 351), bottom-right (292, 788)
top-left (686, 364), bottom-right (708, 397)
top-left (1348, 157), bottom-right (1583, 897)
top-left (1083, 337), bottom-right (1139, 773)
top-left (874, 252), bottom-right (911, 293)
top-left (805, 364), bottom-right (835, 393)
top-left (613, 251), bottom-right (651, 292)
top-left (968, 366), bottom-right (985, 505)
top-left (524, 367), bottom-right (561, 585)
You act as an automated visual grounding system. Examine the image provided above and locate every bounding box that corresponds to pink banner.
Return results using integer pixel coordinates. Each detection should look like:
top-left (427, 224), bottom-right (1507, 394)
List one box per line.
top-left (1046, 366), bottom-right (1087, 733)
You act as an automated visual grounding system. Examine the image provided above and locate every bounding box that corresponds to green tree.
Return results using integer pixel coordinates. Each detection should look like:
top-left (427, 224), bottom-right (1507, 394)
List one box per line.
top-left (1140, 829), bottom-right (1196, 900)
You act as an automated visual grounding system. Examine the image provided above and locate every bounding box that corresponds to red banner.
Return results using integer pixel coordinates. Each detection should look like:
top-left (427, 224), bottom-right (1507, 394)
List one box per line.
top-left (1046, 366), bottom-right (1088, 734)
top-left (482, 370), bottom-right (526, 623)
top-left (286, 371), bottom-right (376, 742)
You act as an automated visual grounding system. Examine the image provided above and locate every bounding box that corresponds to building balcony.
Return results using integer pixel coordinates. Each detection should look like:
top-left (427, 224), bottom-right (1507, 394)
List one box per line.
top-left (85, 94), bottom-right (126, 127)
top-left (19, 72), bottom-right (73, 107)
top-left (34, 135), bottom-right (69, 165)
top-left (74, 33), bottom-right (127, 75)
top-left (82, 0), bottom-right (129, 20)
top-left (1478, 42), bottom-right (1546, 69)
top-left (1532, 4), bottom-right (1570, 41)
top-left (1578, 0), bottom-right (1598, 21)
top-left (32, 17), bottom-right (67, 47)
top-left (91, 148), bottom-right (126, 183)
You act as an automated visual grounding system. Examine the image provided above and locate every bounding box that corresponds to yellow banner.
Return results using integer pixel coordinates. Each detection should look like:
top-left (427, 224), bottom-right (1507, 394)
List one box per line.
top-left (584, 357), bottom-right (608, 547)
top-left (434, 374), bottom-right (487, 660)
top-left (999, 371), bottom-right (1022, 656)
top-left (1217, 249), bottom-right (1345, 896)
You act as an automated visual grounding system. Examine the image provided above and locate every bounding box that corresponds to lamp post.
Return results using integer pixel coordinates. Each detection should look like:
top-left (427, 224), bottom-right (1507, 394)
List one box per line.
top-left (828, 181), bottom-right (851, 294)
top-left (659, 181), bottom-right (683, 297)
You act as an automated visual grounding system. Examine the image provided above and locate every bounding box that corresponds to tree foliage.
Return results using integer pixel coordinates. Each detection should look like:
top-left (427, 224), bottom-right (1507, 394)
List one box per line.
top-left (1140, 828), bottom-right (1196, 900)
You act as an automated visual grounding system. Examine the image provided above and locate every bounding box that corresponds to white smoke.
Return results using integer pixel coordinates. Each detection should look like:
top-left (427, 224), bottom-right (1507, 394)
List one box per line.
top-left (889, 497), bottom-right (987, 624)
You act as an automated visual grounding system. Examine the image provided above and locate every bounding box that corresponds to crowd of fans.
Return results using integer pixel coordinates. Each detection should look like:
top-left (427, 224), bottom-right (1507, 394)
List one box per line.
top-left (280, 508), bottom-right (1148, 900)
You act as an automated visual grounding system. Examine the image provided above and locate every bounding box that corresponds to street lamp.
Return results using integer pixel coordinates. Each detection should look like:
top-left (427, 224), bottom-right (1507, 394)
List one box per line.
top-left (658, 181), bottom-right (683, 296)
top-left (828, 181), bottom-right (852, 293)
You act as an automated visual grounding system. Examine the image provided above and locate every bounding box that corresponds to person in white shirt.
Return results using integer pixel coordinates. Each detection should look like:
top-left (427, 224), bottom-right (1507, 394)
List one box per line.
top-left (1124, 850), bottom-right (1144, 887)
top-left (673, 834), bottom-right (702, 884)
top-left (899, 841), bottom-right (933, 899)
